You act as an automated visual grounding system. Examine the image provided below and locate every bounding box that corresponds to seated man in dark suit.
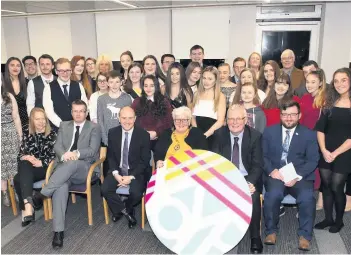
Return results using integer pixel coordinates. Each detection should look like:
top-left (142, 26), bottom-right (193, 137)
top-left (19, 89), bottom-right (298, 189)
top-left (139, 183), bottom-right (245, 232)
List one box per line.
top-left (40, 100), bottom-right (101, 249)
top-left (212, 104), bottom-right (263, 254)
top-left (262, 101), bottom-right (319, 251)
top-left (101, 106), bottom-right (151, 228)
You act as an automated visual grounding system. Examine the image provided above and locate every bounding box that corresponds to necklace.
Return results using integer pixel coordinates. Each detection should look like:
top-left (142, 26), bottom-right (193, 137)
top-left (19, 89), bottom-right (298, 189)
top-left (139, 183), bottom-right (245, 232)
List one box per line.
top-left (172, 129), bottom-right (190, 151)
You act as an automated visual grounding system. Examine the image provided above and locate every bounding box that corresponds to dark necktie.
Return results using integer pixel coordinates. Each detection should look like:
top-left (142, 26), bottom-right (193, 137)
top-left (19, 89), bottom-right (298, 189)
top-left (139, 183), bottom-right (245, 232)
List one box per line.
top-left (45, 80), bottom-right (50, 84)
top-left (70, 126), bottom-right (80, 151)
top-left (63, 84), bottom-right (69, 101)
top-left (121, 132), bottom-right (129, 176)
top-left (232, 137), bottom-right (239, 168)
top-left (281, 130), bottom-right (291, 165)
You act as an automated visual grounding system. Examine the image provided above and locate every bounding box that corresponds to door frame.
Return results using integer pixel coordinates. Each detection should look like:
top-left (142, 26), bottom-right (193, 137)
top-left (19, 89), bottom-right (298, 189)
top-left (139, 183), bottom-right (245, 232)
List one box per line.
top-left (255, 21), bottom-right (321, 62)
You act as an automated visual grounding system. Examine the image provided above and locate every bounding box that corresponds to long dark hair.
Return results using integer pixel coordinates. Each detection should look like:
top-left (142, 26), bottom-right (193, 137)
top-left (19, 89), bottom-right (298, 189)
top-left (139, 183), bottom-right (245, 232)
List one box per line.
top-left (1, 83), bottom-right (11, 105)
top-left (120, 51), bottom-right (134, 77)
top-left (262, 72), bottom-right (294, 109)
top-left (124, 63), bottom-right (143, 94)
top-left (324, 67), bottom-right (351, 112)
top-left (142, 55), bottom-right (166, 82)
top-left (3, 57), bottom-right (27, 98)
top-left (258, 60), bottom-right (281, 92)
top-left (165, 62), bottom-right (193, 101)
top-left (135, 75), bottom-right (168, 118)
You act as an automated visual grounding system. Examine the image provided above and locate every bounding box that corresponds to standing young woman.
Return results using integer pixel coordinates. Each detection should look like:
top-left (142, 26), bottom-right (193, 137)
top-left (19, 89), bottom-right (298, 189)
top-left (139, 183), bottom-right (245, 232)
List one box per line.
top-left (1, 84), bottom-right (22, 206)
top-left (70, 56), bottom-right (93, 99)
top-left (314, 68), bottom-right (351, 233)
top-left (86, 57), bottom-right (97, 92)
top-left (185, 62), bottom-right (202, 94)
top-left (3, 57), bottom-right (28, 130)
top-left (192, 66), bottom-right (226, 148)
top-left (232, 82), bottom-right (266, 133)
top-left (131, 74), bottom-right (173, 151)
top-left (164, 62), bottom-right (193, 109)
top-left (300, 69), bottom-right (327, 207)
top-left (120, 51), bottom-right (133, 84)
top-left (261, 72), bottom-right (300, 126)
top-left (218, 63), bottom-right (237, 108)
top-left (142, 55), bottom-right (166, 89)
top-left (248, 52), bottom-right (262, 80)
top-left (239, 68), bottom-right (266, 103)
top-left (258, 60), bottom-right (281, 96)
top-left (89, 73), bottom-right (109, 123)
top-left (124, 63), bottom-right (143, 99)
top-left (97, 70), bottom-right (132, 146)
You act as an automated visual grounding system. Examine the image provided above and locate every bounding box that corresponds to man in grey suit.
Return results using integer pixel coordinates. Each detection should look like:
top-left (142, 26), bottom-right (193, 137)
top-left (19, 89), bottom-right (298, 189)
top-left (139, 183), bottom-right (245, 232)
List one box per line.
top-left (40, 99), bottom-right (101, 249)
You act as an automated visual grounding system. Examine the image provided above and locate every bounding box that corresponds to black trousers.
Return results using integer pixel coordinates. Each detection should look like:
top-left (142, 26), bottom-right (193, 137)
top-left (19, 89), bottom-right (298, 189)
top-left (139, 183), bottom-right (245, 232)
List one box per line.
top-left (346, 174), bottom-right (351, 196)
top-left (101, 173), bottom-right (145, 215)
top-left (13, 160), bottom-right (47, 210)
top-left (245, 176), bottom-right (261, 239)
top-left (319, 168), bottom-right (348, 224)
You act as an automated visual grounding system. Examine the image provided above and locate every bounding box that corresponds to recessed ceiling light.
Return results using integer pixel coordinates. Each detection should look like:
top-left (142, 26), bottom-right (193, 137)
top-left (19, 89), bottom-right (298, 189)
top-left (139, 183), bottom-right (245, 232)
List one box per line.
top-left (2, 9), bottom-right (27, 14)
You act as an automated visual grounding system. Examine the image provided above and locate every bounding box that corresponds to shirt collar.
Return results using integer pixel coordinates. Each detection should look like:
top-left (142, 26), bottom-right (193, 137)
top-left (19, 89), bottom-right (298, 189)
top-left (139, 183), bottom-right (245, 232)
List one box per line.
top-left (122, 127), bottom-right (134, 136)
top-left (282, 125), bottom-right (297, 135)
top-left (41, 75), bottom-right (54, 83)
top-left (147, 95), bottom-right (154, 102)
top-left (230, 129), bottom-right (244, 141)
top-left (57, 77), bottom-right (70, 86)
top-left (74, 121), bottom-right (86, 130)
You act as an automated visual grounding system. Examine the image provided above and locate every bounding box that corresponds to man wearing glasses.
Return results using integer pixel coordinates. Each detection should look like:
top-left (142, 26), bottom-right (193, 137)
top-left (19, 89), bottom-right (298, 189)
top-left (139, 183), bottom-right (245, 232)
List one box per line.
top-left (262, 101), bottom-right (319, 251)
top-left (280, 49), bottom-right (304, 90)
top-left (43, 58), bottom-right (88, 130)
top-left (212, 104), bottom-right (264, 254)
top-left (22, 55), bottom-right (38, 82)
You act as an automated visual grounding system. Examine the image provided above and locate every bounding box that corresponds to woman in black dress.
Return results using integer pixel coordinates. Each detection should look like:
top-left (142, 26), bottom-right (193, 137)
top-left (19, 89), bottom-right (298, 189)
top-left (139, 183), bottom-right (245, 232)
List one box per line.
top-left (314, 68), bottom-right (351, 233)
top-left (164, 62), bottom-right (193, 109)
top-left (3, 57), bottom-right (28, 130)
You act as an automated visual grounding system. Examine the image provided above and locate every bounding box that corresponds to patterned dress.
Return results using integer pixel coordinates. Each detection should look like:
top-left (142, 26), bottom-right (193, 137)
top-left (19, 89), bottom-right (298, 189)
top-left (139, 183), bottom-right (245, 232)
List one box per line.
top-left (220, 87), bottom-right (236, 108)
top-left (1, 101), bottom-right (20, 179)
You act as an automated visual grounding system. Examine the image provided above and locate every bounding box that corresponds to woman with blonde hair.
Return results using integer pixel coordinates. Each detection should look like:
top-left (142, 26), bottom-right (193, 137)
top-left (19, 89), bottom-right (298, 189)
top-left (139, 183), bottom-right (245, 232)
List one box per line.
top-left (248, 52), bottom-right (262, 80)
top-left (13, 107), bottom-right (56, 227)
top-left (70, 56), bottom-right (93, 99)
top-left (96, 54), bottom-right (114, 75)
top-left (192, 66), bottom-right (226, 147)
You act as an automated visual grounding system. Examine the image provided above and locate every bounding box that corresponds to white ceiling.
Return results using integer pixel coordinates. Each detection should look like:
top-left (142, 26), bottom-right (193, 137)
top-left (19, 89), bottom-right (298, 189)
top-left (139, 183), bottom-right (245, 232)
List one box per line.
top-left (2, 0), bottom-right (351, 16)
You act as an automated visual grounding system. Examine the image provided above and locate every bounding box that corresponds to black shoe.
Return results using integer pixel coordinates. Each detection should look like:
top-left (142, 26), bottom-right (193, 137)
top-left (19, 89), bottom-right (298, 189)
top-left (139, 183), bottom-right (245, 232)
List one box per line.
top-left (329, 222), bottom-right (344, 233)
top-left (32, 191), bottom-right (44, 210)
top-left (250, 238), bottom-right (263, 254)
top-left (52, 231), bottom-right (64, 249)
top-left (124, 213), bottom-right (137, 229)
top-left (22, 203), bottom-right (35, 227)
top-left (314, 219), bottom-right (334, 229)
top-left (112, 213), bottom-right (123, 222)
top-left (279, 206), bottom-right (285, 217)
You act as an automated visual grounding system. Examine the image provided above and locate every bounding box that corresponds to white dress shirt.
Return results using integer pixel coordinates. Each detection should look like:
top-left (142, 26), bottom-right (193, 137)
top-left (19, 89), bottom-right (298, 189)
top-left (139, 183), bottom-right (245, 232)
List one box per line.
top-left (89, 91), bottom-right (105, 122)
top-left (60, 121), bottom-right (86, 161)
top-left (230, 130), bottom-right (248, 176)
top-left (26, 75), bottom-right (54, 116)
top-left (43, 78), bottom-right (88, 128)
top-left (282, 125), bottom-right (297, 146)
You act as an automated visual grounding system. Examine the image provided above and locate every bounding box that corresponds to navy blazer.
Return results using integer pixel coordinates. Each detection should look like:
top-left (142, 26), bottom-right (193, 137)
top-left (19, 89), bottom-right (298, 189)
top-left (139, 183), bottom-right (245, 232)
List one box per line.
top-left (262, 124), bottom-right (319, 181)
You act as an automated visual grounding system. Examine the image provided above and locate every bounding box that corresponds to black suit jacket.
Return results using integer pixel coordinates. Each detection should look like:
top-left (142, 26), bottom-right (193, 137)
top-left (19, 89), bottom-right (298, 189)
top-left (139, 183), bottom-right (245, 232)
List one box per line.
top-left (212, 125), bottom-right (263, 190)
top-left (154, 127), bottom-right (208, 163)
top-left (107, 126), bottom-right (151, 180)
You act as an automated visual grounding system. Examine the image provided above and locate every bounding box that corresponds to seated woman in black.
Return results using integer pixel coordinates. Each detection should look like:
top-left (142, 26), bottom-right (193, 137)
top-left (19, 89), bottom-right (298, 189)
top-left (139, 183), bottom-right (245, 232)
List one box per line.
top-left (14, 107), bottom-right (56, 227)
top-left (155, 106), bottom-right (208, 169)
top-left (164, 62), bottom-right (193, 109)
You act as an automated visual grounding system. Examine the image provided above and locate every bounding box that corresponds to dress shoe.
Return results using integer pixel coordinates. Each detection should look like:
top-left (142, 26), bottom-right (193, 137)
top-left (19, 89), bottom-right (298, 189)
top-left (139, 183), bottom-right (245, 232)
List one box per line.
top-left (250, 238), bottom-right (263, 254)
top-left (314, 219), bottom-right (334, 229)
top-left (112, 213), bottom-right (123, 222)
top-left (264, 233), bottom-right (277, 245)
top-left (52, 231), bottom-right (64, 249)
top-left (22, 211), bottom-right (35, 227)
top-left (124, 213), bottom-right (137, 229)
top-left (329, 222), bottom-right (344, 233)
top-left (32, 191), bottom-right (44, 210)
top-left (298, 236), bottom-right (310, 251)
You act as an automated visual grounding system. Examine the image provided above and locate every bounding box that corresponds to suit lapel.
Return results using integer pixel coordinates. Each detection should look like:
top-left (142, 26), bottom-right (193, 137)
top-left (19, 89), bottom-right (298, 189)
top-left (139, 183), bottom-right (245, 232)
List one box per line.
top-left (116, 127), bottom-right (122, 166)
top-left (241, 126), bottom-right (250, 164)
top-left (128, 129), bottom-right (136, 165)
top-left (277, 125), bottom-right (283, 156)
top-left (288, 124), bottom-right (300, 157)
top-left (77, 121), bottom-right (89, 147)
top-left (223, 127), bottom-right (232, 161)
top-left (66, 121), bottom-right (74, 150)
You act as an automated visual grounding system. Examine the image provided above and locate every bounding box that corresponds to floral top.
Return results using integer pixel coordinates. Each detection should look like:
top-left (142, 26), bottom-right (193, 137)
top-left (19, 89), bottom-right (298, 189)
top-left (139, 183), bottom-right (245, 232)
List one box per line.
top-left (18, 129), bottom-right (57, 168)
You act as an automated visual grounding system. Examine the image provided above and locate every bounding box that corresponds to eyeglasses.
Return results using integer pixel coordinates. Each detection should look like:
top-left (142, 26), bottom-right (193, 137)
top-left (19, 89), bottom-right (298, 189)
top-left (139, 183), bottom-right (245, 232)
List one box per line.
top-left (56, 69), bottom-right (72, 74)
top-left (227, 117), bottom-right (246, 123)
top-left (97, 79), bottom-right (107, 83)
top-left (174, 119), bottom-right (189, 124)
top-left (25, 62), bottom-right (36, 67)
top-left (281, 113), bottom-right (299, 118)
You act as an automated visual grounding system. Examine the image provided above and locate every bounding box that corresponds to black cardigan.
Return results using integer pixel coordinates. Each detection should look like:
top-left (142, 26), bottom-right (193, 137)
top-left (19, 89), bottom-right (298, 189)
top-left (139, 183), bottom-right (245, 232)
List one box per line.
top-left (154, 127), bottom-right (208, 162)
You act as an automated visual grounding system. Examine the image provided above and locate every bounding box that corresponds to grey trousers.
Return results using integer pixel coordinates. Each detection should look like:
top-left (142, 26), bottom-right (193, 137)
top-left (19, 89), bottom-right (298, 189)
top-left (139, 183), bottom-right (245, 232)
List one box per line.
top-left (41, 160), bottom-right (90, 232)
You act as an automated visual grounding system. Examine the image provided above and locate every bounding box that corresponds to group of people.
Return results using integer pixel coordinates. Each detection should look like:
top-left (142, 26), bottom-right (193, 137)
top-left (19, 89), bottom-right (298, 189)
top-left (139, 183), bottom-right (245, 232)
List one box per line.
top-left (1, 44), bottom-right (351, 253)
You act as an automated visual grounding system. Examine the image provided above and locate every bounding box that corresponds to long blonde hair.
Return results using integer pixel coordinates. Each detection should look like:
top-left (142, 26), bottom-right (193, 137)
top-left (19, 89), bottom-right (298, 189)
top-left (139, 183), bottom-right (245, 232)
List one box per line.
top-left (29, 108), bottom-right (51, 137)
top-left (193, 66), bottom-right (221, 112)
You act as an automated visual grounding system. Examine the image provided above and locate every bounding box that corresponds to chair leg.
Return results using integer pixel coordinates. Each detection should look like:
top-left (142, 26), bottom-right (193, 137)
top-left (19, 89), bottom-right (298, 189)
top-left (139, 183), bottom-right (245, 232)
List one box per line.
top-left (48, 198), bottom-right (53, 220)
top-left (103, 198), bottom-right (109, 225)
top-left (43, 198), bottom-right (49, 221)
top-left (141, 196), bottom-right (145, 229)
top-left (71, 193), bottom-right (76, 204)
top-left (7, 180), bottom-right (18, 216)
top-left (260, 194), bottom-right (263, 235)
top-left (87, 190), bottom-right (93, 226)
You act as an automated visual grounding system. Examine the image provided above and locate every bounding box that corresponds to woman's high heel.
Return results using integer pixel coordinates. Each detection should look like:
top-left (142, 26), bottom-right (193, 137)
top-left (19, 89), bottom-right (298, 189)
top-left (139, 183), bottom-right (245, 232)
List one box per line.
top-left (21, 202), bottom-right (35, 227)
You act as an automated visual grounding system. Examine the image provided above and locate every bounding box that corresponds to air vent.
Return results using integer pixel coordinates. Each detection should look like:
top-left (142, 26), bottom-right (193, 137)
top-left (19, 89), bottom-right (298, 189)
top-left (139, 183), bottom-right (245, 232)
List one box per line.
top-left (261, 5), bottom-right (316, 14)
top-left (257, 5), bottom-right (322, 20)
